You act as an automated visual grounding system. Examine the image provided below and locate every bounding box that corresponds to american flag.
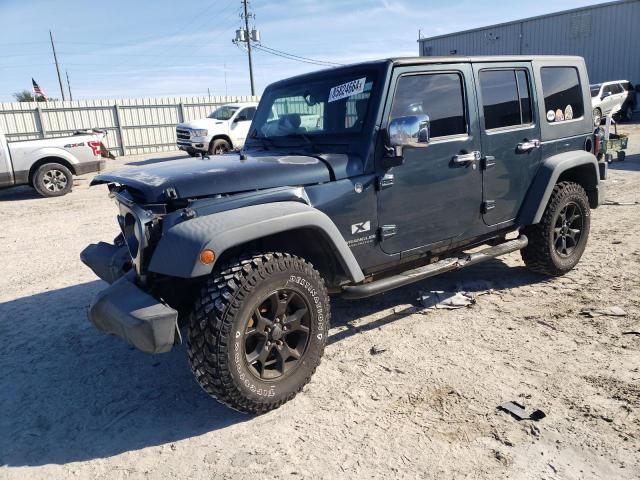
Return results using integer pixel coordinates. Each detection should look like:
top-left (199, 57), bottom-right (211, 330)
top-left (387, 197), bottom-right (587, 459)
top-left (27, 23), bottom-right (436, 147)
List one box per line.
top-left (32, 78), bottom-right (46, 100)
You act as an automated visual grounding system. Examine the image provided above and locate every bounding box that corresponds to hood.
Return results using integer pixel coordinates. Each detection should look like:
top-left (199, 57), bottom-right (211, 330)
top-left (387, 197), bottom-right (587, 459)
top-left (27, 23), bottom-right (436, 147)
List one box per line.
top-left (177, 118), bottom-right (225, 130)
top-left (92, 152), bottom-right (332, 202)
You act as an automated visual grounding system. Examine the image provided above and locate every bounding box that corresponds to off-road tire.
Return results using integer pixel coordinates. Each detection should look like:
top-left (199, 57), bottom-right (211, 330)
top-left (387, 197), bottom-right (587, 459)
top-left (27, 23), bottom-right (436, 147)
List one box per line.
top-left (592, 108), bottom-right (602, 127)
top-left (187, 252), bottom-right (330, 414)
top-left (208, 138), bottom-right (231, 155)
top-left (521, 181), bottom-right (590, 276)
top-left (33, 162), bottom-right (73, 197)
top-left (617, 150), bottom-right (626, 161)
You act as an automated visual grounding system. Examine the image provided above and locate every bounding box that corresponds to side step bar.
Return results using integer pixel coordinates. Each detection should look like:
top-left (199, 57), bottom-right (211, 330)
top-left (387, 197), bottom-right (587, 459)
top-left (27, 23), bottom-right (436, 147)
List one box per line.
top-left (341, 235), bottom-right (528, 299)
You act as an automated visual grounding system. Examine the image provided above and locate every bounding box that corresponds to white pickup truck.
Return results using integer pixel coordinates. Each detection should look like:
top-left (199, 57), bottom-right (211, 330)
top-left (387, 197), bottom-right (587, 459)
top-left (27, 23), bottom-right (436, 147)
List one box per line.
top-left (176, 102), bottom-right (258, 156)
top-left (0, 127), bottom-right (111, 197)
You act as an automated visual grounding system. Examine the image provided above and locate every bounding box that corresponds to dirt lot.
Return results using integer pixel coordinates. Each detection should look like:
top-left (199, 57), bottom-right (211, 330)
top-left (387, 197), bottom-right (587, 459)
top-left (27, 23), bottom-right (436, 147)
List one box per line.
top-left (1, 123), bottom-right (639, 480)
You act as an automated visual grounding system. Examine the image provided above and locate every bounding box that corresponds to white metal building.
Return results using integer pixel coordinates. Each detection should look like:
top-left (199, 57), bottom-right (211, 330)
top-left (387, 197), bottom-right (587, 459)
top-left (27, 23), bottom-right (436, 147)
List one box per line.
top-left (418, 0), bottom-right (640, 86)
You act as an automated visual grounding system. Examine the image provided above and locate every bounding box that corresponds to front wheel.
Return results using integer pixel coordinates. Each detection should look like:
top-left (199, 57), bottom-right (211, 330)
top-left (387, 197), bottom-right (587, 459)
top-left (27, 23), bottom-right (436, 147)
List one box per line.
top-left (521, 181), bottom-right (590, 276)
top-left (208, 138), bottom-right (231, 155)
top-left (187, 252), bottom-right (330, 414)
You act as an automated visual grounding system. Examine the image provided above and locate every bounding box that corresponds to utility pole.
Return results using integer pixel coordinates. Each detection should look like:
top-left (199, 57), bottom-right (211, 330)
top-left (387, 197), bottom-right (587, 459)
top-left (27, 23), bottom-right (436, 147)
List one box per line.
top-left (66, 70), bottom-right (73, 101)
top-left (233, 1), bottom-right (259, 96)
top-left (49, 30), bottom-right (66, 101)
top-left (242, 0), bottom-right (255, 96)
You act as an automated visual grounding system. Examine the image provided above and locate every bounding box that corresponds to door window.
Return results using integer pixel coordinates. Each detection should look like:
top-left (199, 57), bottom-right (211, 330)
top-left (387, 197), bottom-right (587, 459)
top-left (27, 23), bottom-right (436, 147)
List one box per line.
top-left (610, 83), bottom-right (623, 94)
top-left (479, 69), bottom-right (533, 129)
top-left (236, 107), bottom-right (256, 122)
top-left (390, 73), bottom-right (467, 138)
top-left (541, 67), bottom-right (584, 122)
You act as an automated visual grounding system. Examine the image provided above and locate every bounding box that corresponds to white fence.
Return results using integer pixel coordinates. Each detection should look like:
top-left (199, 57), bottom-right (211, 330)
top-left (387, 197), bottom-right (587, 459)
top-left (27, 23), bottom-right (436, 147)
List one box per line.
top-left (0, 95), bottom-right (259, 156)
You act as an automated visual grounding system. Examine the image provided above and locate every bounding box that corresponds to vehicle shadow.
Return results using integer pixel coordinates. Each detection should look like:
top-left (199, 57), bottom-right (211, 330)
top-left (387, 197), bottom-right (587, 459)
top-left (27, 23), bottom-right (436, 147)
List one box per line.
top-left (329, 257), bottom-right (548, 345)
top-left (607, 152), bottom-right (640, 172)
top-left (0, 185), bottom-right (42, 201)
top-left (0, 280), bottom-right (247, 467)
top-left (0, 257), bottom-right (546, 467)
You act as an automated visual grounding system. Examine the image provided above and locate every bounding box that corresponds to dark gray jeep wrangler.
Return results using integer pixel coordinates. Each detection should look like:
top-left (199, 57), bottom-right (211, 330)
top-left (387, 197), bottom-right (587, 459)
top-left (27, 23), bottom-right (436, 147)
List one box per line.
top-left (82, 56), bottom-right (605, 413)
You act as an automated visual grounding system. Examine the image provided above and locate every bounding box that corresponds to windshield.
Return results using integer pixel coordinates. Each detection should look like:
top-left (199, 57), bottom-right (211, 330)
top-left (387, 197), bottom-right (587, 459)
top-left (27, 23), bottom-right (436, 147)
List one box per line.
top-left (590, 85), bottom-right (601, 97)
top-left (251, 70), bottom-right (377, 138)
top-left (208, 106), bottom-right (238, 120)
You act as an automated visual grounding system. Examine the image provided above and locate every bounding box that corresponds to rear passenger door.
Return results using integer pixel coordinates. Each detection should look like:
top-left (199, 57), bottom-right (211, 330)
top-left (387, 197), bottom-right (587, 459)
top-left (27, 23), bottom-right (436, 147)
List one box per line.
top-left (473, 63), bottom-right (541, 226)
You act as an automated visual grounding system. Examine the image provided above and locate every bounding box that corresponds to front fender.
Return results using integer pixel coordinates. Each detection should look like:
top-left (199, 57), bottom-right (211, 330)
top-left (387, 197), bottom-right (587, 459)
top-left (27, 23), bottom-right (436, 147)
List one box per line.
top-left (148, 201), bottom-right (365, 282)
top-left (518, 150), bottom-right (600, 225)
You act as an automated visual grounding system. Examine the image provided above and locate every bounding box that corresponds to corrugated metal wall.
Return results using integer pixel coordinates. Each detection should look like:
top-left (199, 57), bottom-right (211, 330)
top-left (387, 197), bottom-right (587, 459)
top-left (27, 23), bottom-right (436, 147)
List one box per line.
top-left (0, 95), bottom-right (258, 156)
top-left (419, 0), bottom-right (640, 86)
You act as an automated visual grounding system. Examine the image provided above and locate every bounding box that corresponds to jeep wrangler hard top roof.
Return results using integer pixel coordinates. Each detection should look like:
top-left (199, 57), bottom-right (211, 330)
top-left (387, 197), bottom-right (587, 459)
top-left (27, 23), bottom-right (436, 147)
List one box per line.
top-left (268, 55), bottom-right (585, 87)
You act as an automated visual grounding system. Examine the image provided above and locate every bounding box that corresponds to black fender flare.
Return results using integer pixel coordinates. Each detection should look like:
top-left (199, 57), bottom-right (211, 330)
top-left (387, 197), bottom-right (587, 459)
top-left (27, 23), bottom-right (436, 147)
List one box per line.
top-left (517, 150), bottom-right (601, 225)
top-left (148, 201), bottom-right (365, 282)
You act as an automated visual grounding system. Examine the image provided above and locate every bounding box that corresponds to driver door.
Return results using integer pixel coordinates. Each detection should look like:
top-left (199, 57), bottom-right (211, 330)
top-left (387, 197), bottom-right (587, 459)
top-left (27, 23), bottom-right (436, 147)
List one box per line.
top-left (377, 64), bottom-right (483, 255)
top-left (230, 107), bottom-right (256, 147)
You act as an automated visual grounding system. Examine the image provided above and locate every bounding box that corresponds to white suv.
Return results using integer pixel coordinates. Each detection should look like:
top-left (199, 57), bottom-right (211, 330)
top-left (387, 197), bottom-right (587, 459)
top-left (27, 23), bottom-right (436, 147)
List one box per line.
top-left (176, 102), bottom-right (258, 156)
top-left (591, 80), bottom-right (636, 126)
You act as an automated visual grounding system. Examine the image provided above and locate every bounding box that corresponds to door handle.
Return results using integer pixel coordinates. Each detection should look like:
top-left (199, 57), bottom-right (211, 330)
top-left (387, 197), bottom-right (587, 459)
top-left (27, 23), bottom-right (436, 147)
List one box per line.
top-left (452, 151), bottom-right (480, 165)
top-left (517, 139), bottom-right (540, 152)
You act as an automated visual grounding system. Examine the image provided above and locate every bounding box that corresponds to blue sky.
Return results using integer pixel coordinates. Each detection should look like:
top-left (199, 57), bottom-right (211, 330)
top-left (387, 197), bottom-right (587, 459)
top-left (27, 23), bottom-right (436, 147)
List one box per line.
top-left (0, 0), bottom-right (602, 102)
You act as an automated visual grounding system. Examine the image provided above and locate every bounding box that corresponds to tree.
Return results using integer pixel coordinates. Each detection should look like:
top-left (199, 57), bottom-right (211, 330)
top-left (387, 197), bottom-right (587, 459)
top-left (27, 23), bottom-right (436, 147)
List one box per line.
top-left (12, 90), bottom-right (48, 102)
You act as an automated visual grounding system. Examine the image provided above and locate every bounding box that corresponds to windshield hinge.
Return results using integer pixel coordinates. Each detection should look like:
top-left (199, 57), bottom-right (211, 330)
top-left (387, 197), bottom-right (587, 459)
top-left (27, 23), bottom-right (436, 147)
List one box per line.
top-left (164, 187), bottom-right (178, 200)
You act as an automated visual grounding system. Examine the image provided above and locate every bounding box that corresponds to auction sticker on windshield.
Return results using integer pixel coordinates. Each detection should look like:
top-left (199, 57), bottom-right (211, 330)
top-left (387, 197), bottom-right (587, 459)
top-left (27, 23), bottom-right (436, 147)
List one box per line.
top-left (328, 77), bottom-right (366, 103)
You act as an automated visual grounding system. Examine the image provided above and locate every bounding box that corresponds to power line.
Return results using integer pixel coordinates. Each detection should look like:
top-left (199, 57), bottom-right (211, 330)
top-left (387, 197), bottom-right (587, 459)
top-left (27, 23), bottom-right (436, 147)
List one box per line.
top-left (252, 44), bottom-right (343, 67)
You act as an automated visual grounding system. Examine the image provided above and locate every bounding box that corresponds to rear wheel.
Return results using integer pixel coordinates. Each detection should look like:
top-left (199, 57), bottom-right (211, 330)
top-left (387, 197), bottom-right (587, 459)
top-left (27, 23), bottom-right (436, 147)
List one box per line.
top-left (33, 162), bottom-right (73, 197)
top-left (187, 252), bottom-right (330, 414)
top-left (208, 138), bottom-right (231, 155)
top-left (521, 181), bottom-right (590, 276)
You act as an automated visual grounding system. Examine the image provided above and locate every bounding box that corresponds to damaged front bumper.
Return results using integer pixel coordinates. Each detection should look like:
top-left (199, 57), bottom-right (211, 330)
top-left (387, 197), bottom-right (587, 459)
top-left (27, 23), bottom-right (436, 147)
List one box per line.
top-left (81, 242), bottom-right (180, 354)
top-left (80, 241), bottom-right (131, 284)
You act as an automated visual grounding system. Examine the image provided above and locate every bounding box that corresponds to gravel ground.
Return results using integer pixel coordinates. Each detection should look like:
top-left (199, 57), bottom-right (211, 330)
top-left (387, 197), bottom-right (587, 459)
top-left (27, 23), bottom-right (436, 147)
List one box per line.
top-left (1, 122), bottom-right (639, 480)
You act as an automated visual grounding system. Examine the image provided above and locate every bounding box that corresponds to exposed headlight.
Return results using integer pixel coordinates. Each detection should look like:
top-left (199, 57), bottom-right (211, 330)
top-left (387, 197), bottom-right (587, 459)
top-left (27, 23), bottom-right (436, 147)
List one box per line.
top-left (191, 129), bottom-right (208, 137)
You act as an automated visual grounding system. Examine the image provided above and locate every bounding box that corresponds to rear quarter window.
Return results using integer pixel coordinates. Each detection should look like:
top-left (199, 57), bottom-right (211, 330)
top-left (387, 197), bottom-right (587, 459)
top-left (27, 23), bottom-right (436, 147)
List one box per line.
top-left (541, 67), bottom-right (584, 123)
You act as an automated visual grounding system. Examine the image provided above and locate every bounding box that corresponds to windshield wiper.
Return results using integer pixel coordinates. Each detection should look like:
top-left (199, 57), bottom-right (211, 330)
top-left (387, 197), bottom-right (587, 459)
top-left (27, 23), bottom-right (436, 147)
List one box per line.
top-left (249, 130), bottom-right (278, 150)
top-left (283, 132), bottom-right (314, 148)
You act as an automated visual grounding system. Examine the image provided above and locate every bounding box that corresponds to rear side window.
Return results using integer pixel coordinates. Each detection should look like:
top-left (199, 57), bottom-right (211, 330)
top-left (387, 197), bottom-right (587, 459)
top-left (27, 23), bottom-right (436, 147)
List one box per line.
top-left (479, 69), bottom-right (533, 129)
top-left (541, 67), bottom-right (584, 123)
top-left (610, 83), bottom-right (623, 94)
top-left (390, 72), bottom-right (467, 138)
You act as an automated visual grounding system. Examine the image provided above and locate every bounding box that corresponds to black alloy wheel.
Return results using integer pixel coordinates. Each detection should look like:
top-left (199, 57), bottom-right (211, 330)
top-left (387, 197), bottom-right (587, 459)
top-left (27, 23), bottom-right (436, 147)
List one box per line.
top-left (244, 289), bottom-right (311, 380)
top-left (553, 201), bottom-right (583, 257)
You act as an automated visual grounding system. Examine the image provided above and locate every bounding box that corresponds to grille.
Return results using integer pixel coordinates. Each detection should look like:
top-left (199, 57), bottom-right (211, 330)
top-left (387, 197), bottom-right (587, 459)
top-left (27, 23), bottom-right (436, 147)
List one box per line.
top-left (176, 128), bottom-right (191, 142)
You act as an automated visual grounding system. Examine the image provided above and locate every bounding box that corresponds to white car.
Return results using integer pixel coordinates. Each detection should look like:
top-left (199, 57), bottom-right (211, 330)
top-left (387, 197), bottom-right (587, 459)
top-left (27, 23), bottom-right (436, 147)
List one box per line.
top-left (176, 102), bottom-right (258, 156)
top-left (591, 80), bottom-right (636, 126)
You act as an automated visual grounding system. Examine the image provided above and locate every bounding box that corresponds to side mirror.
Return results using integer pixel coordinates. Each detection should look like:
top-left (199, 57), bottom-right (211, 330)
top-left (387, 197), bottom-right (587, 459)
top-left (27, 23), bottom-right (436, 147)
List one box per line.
top-left (389, 114), bottom-right (430, 147)
top-left (234, 116), bottom-right (247, 123)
